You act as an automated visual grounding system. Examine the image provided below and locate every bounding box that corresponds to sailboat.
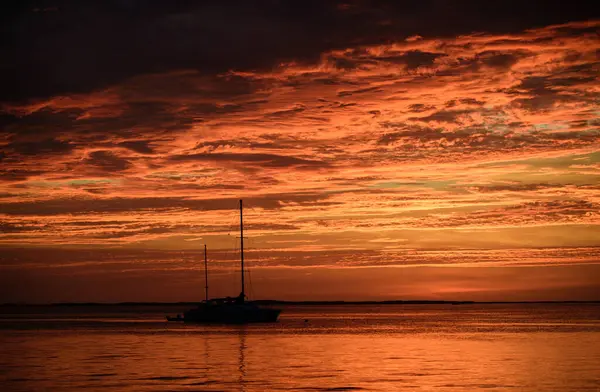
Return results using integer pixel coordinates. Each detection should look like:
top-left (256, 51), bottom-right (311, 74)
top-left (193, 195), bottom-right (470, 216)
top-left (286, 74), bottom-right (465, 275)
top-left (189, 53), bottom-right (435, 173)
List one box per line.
top-left (167, 200), bottom-right (281, 323)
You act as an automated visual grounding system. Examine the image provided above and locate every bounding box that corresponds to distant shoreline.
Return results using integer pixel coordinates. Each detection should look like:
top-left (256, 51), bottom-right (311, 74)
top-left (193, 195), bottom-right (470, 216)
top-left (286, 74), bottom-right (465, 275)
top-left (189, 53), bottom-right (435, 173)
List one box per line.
top-left (1, 300), bottom-right (598, 307)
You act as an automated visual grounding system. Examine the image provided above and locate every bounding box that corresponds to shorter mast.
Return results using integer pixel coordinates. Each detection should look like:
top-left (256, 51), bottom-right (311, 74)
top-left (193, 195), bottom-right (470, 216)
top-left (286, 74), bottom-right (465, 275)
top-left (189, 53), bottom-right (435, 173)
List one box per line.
top-left (204, 244), bottom-right (208, 301)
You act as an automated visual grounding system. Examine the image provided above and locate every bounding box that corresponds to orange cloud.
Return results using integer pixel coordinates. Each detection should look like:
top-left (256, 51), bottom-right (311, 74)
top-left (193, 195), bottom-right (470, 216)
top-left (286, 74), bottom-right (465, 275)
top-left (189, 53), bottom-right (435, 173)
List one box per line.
top-left (1, 18), bottom-right (599, 301)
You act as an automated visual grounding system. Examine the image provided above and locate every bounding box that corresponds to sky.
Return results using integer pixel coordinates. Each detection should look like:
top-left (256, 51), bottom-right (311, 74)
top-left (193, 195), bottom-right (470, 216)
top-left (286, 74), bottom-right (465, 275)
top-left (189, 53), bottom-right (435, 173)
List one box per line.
top-left (1, 0), bottom-right (599, 303)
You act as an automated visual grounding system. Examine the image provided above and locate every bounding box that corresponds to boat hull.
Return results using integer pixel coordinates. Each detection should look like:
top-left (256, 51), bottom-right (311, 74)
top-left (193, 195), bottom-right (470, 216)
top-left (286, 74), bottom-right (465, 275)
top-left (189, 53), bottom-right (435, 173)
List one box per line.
top-left (171, 303), bottom-right (281, 324)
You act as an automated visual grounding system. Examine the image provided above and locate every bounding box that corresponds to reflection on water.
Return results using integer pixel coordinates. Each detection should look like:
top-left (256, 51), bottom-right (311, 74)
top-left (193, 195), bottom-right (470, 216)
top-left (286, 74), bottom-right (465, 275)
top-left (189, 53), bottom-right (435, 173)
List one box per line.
top-left (239, 328), bottom-right (246, 392)
top-left (0, 304), bottom-right (599, 391)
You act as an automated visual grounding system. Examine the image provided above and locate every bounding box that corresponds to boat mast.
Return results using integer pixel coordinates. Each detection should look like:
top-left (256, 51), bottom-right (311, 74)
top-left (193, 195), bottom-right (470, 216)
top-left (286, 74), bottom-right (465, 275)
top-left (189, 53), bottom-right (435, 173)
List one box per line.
top-left (240, 199), bottom-right (245, 301)
top-left (204, 244), bottom-right (208, 301)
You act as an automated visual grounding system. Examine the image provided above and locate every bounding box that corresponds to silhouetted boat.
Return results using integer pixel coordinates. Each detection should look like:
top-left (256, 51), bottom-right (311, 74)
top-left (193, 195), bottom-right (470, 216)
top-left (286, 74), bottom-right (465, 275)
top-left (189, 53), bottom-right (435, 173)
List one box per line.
top-left (167, 200), bottom-right (281, 323)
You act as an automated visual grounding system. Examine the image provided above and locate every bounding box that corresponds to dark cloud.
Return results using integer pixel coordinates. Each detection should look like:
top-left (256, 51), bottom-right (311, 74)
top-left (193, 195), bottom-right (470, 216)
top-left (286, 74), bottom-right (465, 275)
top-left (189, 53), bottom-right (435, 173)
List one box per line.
top-left (458, 98), bottom-right (485, 106)
top-left (169, 152), bottom-right (329, 169)
top-left (119, 73), bottom-right (263, 102)
top-left (0, 169), bottom-right (45, 182)
top-left (3, 0), bottom-right (599, 103)
top-left (85, 150), bottom-right (132, 172)
top-left (5, 137), bottom-right (74, 156)
top-left (48, 221), bottom-right (301, 240)
top-left (2, 98), bottom-right (229, 150)
top-left (378, 124), bottom-right (473, 146)
top-left (1, 109), bottom-right (81, 138)
top-left (0, 222), bottom-right (42, 233)
top-left (265, 105), bottom-right (306, 118)
top-left (408, 104), bottom-right (436, 113)
top-left (411, 109), bottom-right (476, 123)
top-left (431, 49), bottom-right (533, 77)
top-left (382, 50), bottom-right (446, 69)
top-left (507, 74), bottom-right (599, 111)
top-left (330, 56), bottom-right (362, 70)
top-left (83, 101), bottom-right (197, 135)
top-left (193, 137), bottom-right (309, 152)
top-left (337, 86), bottom-right (383, 97)
top-left (0, 192), bottom-right (334, 216)
top-left (478, 51), bottom-right (524, 69)
top-left (117, 140), bottom-right (154, 154)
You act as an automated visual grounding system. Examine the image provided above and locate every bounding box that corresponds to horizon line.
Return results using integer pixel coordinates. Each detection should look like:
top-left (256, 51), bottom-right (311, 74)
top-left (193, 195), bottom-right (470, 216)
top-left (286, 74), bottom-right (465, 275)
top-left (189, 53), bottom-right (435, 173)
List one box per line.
top-left (2, 299), bottom-right (599, 306)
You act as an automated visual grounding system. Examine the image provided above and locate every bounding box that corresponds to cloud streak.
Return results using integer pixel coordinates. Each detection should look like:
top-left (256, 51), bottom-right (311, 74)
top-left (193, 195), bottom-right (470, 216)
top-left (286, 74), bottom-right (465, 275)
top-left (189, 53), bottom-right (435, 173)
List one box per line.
top-left (1, 3), bottom-right (599, 301)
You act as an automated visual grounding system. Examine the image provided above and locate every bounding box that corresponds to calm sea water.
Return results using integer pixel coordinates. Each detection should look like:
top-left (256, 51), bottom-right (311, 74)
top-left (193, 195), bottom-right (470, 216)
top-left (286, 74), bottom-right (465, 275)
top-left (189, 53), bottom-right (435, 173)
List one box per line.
top-left (0, 304), bottom-right (599, 391)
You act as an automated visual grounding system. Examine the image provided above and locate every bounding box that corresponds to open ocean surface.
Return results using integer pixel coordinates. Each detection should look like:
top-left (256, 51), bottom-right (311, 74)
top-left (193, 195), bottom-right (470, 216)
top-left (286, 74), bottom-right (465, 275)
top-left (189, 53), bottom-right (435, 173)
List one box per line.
top-left (0, 303), bottom-right (599, 391)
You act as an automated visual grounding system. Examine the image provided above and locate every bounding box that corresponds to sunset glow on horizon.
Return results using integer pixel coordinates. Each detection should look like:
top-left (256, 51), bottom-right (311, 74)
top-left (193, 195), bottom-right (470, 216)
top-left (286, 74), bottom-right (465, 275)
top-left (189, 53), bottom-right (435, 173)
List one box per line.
top-left (1, 1), bottom-right (599, 303)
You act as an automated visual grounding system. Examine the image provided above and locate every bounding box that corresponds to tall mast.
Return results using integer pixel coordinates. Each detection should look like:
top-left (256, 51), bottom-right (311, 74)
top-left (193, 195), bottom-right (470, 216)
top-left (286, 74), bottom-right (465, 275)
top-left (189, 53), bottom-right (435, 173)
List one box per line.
top-left (204, 244), bottom-right (208, 301)
top-left (240, 199), bottom-right (245, 300)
